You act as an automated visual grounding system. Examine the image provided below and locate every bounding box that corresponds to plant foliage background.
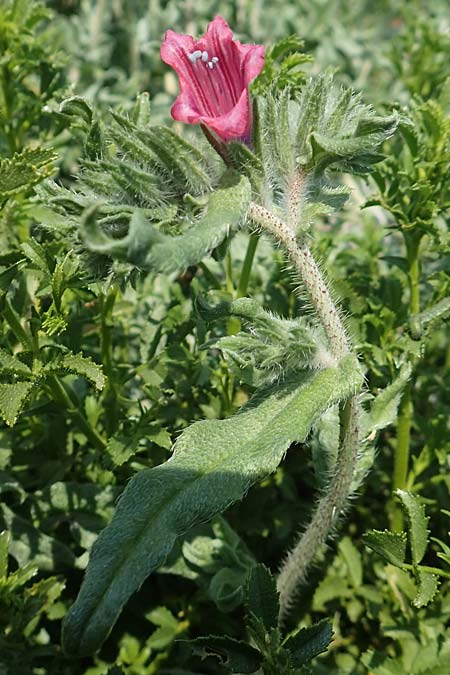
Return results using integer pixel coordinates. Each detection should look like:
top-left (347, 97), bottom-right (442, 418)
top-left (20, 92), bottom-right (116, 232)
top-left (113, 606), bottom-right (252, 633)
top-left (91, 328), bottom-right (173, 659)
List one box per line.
top-left (1, 0), bottom-right (450, 673)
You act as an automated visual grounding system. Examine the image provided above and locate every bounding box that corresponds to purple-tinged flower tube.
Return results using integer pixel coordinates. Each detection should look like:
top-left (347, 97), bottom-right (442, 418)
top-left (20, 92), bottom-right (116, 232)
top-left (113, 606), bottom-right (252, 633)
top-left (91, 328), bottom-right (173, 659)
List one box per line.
top-left (160, 16), bottom-right (265, 142)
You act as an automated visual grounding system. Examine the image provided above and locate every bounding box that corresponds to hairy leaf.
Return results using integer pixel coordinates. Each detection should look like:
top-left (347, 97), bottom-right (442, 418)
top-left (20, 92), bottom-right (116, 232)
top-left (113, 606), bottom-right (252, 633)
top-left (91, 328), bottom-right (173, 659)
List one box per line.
top-left (82, 171), bottom-right (251, 273)
top-left (62, 355), bottom-right (362, 655)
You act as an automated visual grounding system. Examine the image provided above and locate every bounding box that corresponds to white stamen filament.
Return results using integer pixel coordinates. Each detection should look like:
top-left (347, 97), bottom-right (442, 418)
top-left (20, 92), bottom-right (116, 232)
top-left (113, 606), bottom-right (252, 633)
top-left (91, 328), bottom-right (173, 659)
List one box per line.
top-left (201, 50), bottom-right (209, 62)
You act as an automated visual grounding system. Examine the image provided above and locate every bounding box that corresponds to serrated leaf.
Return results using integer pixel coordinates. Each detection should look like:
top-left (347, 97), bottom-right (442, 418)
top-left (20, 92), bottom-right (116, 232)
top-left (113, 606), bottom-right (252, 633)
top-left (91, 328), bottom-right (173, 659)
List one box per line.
top-left (283, 619), bottom-right (333, 667)
top-left (413, 569), bottom-right (439, 608)
top-left (0, 348), bottom-right (32, 376)
top-left (245, 564), bottom-right (279, 632)
top-left (62, 355), bottom-right (362, 655)
top-left (187, 636), bottom-right (261, 673)
top-left (363, 530), bottom-right (407, 566)
top-left (0, 148), bottom-right (56, 198)
top-left (46, 352), bottom-right (105, 390)
top-left (396, 490), bottom-right (429, 565)
top-left (0, 381), bottom-right (36, 426)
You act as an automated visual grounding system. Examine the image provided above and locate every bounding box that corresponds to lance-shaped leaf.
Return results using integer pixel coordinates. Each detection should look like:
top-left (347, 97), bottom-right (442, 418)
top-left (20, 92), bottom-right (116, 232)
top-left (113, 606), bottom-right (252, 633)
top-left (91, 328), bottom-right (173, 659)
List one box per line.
top-left (82, 171), bottom-right (251, 273)
top-left (62, 354), bottom-right (362, 655)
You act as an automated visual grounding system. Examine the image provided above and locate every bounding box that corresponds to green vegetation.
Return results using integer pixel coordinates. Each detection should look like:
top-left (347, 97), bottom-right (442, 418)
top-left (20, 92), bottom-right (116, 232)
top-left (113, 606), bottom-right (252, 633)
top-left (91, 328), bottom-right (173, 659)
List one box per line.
top-left (1, 1), bottom-right (449, 673)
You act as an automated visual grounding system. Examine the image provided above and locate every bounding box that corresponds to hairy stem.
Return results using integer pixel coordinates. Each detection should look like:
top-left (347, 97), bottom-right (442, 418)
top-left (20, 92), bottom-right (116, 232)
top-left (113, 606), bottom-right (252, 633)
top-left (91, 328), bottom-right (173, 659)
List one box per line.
top-left (248, 202), bottom-right (360, 621)
top-left (248, 203), bottom-right (350, 358)
top-left (277, 397), bottom-right (360, 620)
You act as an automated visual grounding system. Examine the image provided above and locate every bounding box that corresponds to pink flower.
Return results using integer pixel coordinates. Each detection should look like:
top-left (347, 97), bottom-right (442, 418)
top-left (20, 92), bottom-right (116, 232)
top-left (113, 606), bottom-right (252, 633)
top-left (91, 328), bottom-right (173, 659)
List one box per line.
top-left (160, 16), bottom-right (265, 142)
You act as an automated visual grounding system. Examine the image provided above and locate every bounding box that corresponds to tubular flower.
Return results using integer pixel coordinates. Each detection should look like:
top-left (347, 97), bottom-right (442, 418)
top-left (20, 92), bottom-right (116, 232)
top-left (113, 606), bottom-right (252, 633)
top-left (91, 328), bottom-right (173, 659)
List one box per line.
top-left (160, 16), bottom-right (265, 142)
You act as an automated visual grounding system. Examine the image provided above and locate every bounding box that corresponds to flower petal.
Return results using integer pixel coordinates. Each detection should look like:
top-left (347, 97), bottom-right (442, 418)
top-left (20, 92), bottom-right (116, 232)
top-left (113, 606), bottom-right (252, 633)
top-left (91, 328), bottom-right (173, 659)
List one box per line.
top-left (200, 88), bottom-right (252, 141)
top-left (160, 30), bottom-right (195, 71)
top-left (236, 43), bottom-right (266, 85)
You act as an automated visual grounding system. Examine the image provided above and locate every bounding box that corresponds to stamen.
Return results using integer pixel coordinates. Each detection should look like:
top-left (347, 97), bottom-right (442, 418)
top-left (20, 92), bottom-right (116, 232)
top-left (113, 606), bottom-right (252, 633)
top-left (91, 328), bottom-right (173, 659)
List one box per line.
top-left (201, 50), bottom-right (209, 62)
top-left (212, 56), bottom-right (219, 63)
top-left (188, 50), bottom-right (202, 63)
top-left (207, 61), bottom-right (214, 69)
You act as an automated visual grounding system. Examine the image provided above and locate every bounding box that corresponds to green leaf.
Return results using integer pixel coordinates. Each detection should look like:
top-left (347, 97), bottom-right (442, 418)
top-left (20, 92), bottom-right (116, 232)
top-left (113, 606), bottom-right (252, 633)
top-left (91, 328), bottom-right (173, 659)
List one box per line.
top-left (409, 297), bottom-right (450, 338)
top-left (131, 92), bottom-right (152, 128)
top-left (146, 606), bottom-right (180, 649)
top-left (362, 363), bottom-right (412, 437)
top-left (282, 618), bottom-right (333, 667)
top-left (362, 650), bottom-right (408, 675)
top-left (198, 295), bottom-right (320, 386)
top-left (413, 569), bottom-right (439, 608)
top-left (0, 349), bottom-right (32, 376)
top-left (83, 171), bottom-right (251, 274)
top-left (45, 352), bottom-right (105, 390)
top-left (0, 381), bottom-right (36, 426)
top-left (245, 564), bottom-right (279, 632)
top-left (0, 148), bottom-right (56, 198)
top-left (208, 567), bottom-right (248, 612)
top-left (62, 355), bottom-right (362, 655)
top-left (396, 490), bottom-right (429, 565)
top-left (0, 529), bottom-right (10, 579)
top-left (59, 96), bottom-right (93, 128)
top-left (338, 537), bottom-right (363, 587)
top-left (363, 530), bottom-right (407, 566)
top-left (186, 636), bottom-right (261, 673)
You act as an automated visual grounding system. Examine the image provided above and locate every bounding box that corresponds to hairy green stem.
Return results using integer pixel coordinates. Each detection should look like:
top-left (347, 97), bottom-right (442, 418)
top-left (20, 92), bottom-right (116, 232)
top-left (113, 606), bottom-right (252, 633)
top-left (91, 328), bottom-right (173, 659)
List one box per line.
top-left (248, 203), bottom-right (361, 622)
top-left (248, 203), bottom-right (350, 359)
top-left (392, 231), bottom-right (422, 530)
